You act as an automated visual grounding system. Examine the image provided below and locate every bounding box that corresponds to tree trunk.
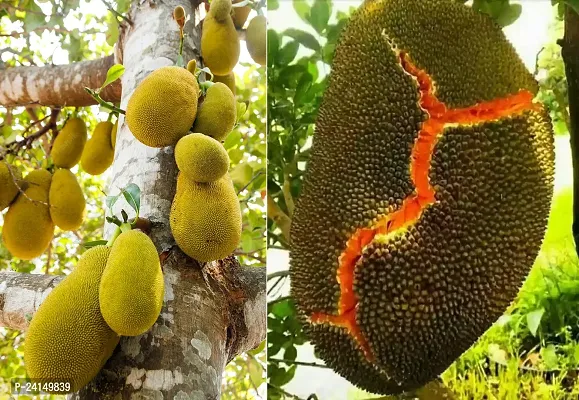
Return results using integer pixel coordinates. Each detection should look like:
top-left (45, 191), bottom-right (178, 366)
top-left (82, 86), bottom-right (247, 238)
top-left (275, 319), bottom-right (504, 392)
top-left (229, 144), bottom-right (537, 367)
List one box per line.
top-left (0, 0), bottom-right (266, 398)
top-left (562, 7), bottom-right (579, 258)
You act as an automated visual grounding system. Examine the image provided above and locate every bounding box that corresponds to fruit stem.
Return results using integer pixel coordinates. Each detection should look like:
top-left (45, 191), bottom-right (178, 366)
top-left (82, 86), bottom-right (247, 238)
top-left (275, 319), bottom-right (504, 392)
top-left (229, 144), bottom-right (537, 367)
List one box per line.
top-left (84, 87), bottom-right (126, 115)
top-left (106, 226), bottom-right (122, 247)
top-left (120, 222), bottom-right (133, 233)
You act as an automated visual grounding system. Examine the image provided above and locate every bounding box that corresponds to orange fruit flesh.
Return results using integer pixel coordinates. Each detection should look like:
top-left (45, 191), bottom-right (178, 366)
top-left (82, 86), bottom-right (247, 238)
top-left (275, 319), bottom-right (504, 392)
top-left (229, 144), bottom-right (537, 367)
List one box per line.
top-left (310, 51), bottom-right (538, 363)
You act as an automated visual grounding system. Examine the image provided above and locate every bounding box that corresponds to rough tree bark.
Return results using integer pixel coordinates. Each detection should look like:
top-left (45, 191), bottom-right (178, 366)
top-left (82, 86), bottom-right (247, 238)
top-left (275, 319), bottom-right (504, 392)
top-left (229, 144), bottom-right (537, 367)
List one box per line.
top-left (561, 7), bottom-right (579, 258)
top-left (0, 0), bottom-right (266, 398)
top-left (0, 55), bottom-right (121, 107)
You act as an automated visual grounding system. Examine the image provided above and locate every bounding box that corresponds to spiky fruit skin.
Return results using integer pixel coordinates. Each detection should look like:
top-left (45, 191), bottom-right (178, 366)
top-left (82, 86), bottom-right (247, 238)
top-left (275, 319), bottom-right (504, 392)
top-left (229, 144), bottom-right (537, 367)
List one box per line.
top-left (100, 230), bottom-right (164, 336)
top-left (201, 0), bottom-right (240, 75)
top-left (193, 83), bottom-right (237, 141)
top-left (246, 16), bottom-right (266, 66)
top-left (126, 66), bottom-right (200, 147)
top-left (170, 174), bottom-right (241, 262)
top-left (0, 161), bottom-right (20, 211)
top-left (290, 0), bottom-right (554, 394)
top-left (51, 117), bottom-right (87, 168)
top-left (232, 0), bottom-right (251, 28)
top-left (3, 169), bottom-right (54, 260)
top-left (49, 169), bottom-right (85, 231)
top-left (213, 72), bottom-right (236, 96)
top-left (175, 133), bottom-right (230, 182)
top-left (111, 121), bottom-right (118, 150)
top-left (24, 246), bottom-right (119, 393)
top-left (81, 121), bottom-right (114, 175)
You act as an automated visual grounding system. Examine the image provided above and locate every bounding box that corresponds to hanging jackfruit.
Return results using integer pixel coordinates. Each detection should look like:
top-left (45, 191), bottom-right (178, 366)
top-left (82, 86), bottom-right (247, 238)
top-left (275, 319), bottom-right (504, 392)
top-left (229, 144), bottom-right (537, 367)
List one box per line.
top-left (290, 0), bottom-right (554, 395)
top-left (100, 230), bottom-right (164, 336)
top-left (51, 117), bottom-right (87, 168)
top-left (25, 245), bottom-right (119, 393)
top-left (175, 133), bottom-right (230, 182)
top-left (126, 66), bottom-right (199, 147)
top-left (111, 120), bottom-right (118, 150)
top-left (232, 0), bottom-right (251, 28)
top-left (193, 82), bottom-right (237, 141)
top-left (201, 0), bottom-right (240, 75)
top-left (2, 169), bottom-right (54, 260)
top-left (213, 72), bottom-right (236, 96)
top-left (80, 121), bottom-right (114, 175)
top-left (170, 173), bottom-right (241, 262)
top-left (0, 161), bottom-right (20, 211)
top-left (246, 16), bottom-right (266, 66)
top-left (49, 168), bottom-right (85, 231)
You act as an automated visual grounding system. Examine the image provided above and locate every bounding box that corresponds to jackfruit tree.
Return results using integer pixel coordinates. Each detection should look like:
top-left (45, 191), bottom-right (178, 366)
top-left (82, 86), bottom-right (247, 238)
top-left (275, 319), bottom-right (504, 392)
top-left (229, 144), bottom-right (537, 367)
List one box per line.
top-left (267, 0), bottom-right (577, 399)
top-left (0, 0), bottom-right (266, 398)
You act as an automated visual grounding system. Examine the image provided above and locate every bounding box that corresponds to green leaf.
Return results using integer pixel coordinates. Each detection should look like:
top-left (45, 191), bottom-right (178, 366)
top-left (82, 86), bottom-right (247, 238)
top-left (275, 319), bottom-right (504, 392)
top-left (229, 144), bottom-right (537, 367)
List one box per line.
top-left (496, 3), bottom-right (522, 27)
top-left (106, 193), bottom-right (121, 212)
top-left (84, 240), bottom-right (109, 248)
top-left (121, 183), bottom-right (141, 215)
top-left (564, 0), bottom-right (579, 14)
top-left (277, 41), bottom-right (300, 66)
top-left (100, 64), bottom-right (125, 92)
top-left (308, 0), bottom-right (331, 34)
top-left (541, 344), bottom-right (559, 369)
top-left (268, 0), bottom-right (279, 10)
top-left (267, 30), bottom-right (280, 67)
top-left (284, 345), bottom-right (297, 361)
top-left (283, 29), bottom-right (321, 51)
top-left (526, 308), bottom-right (545, 337)
top-left (106, 18), bottom-right (119, 46)
top-left (248, 340), bottom-right (266, 355)
top-left (23, 1), bottom-right (46, 32)
top-left (224, 130), bottom-right (243, 149)
top-left (292, 0), bottom-right (311, 24)
top-left (176, 54), bottom-right (185, 68)
top-left (248, 357), bottom-right (264, 387)
top-left (236, 101), bottom-right (248, 123)
top-left (230, 163), bottom-right (253, 187)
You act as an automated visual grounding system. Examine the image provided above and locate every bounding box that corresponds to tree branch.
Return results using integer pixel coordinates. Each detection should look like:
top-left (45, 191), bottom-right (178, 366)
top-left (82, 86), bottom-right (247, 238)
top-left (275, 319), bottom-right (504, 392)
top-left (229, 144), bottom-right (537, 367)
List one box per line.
top-left (0, 55), bottom-right (121, 107)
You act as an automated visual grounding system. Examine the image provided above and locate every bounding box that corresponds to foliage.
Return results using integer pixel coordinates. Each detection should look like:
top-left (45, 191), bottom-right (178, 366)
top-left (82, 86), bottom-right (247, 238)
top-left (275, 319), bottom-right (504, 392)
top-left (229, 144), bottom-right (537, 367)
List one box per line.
top-left (0, 1), bottom-right (266, 398)
top-left (267, 0), bottom-right (575, 399)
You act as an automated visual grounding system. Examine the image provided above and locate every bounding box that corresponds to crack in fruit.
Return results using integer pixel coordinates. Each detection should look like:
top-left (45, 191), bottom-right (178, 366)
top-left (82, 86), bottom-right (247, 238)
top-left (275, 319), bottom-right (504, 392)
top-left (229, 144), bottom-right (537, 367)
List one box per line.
top-left (309, 50), bottom-right (539, 363)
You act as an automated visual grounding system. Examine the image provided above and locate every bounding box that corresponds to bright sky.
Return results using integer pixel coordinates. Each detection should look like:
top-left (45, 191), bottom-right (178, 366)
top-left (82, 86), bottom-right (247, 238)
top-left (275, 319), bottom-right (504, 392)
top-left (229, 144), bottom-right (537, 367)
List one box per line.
top-left (267, 1), bottom-right (566, 398)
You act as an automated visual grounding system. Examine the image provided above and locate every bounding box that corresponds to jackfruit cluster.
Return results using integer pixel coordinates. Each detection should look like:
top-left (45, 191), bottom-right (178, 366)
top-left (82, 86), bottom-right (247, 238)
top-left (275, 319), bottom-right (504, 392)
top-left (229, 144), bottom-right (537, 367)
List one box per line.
top-left (0, 161), bottom-right (20, 211)
top-left (49, 169), bottom-right (86, 231)
top-left (289, 0), bottom-right (554, 395)
top-left (193, 82), bottom-right (237, 141)
top-left (51, 117), bottom-right (87, 169)
top-left (201, 0), bottom-right (240, 75)
top-left (100, 230), bottom-right (164, 336)
top-left (126, 66), bottom-right (200, 148)
top-left (81, 121), bottom-right (115, 175)
top-left (25, 246), bottom-right (119, 393)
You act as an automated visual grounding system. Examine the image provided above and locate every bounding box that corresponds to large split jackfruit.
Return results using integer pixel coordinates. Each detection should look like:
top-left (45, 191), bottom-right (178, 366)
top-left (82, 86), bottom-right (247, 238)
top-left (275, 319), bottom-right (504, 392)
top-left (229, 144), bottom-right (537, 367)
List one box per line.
top-left (0, 161), bottom-right (20, 211)
top-left (170, 173), bottom-right (241, 262)
top-left (99, 230), bottom-right (164, 336)
top-left (126, 66), bottom-right (199, 147)
top-left (25, 245), bottom-right (119, 393)
top-left (3, 169), bottom-right (54, 260)
top-left (81, 121), bottom-right (114, 175)
top-left (289, 0), bottom-right (555, 395)
top-left (49, 168), bottom-right (85, 231)
top-left (51, 117), bottom-right (87, 168)
top-left (201, 0), bottom-right (240, 75)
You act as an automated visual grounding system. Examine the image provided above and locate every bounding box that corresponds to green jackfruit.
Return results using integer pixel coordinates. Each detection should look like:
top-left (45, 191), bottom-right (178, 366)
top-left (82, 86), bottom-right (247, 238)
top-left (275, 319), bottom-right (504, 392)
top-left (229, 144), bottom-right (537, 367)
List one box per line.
top-left (170, 173), bottom-right (241, 262)
top-left (175, 133), bottom-right (230, 182)
top-left (100, 230), bottom-right (164, 336)
top-left (49, 169), bottom-right (85, 231)
top-left (246, 16), bottom-right (266, 66)
top-left (25, 245), bottom-right (119, 393)
top-left (193, 83), bottom-right (236, 141)
top-left (201, 0), bottom-right (240, 75)
top-left (126, 66), bottom-right (199, 147)
top-left (51, 117), bottom-right (87, 168)
top-left (81, 121), bottom-right (114, 175)
top-left (111, 121), bottom-right (118, 150)
top-left (0, 161), bottom-right (20, 211)
top-left (213, 72), bottom-right (236, 96)
top-left (232, 0), bottom-right (251, 28)
top-left (290, 0), bottom-right (554, 394)
top-left (3, 169), bottom-right (54, 260)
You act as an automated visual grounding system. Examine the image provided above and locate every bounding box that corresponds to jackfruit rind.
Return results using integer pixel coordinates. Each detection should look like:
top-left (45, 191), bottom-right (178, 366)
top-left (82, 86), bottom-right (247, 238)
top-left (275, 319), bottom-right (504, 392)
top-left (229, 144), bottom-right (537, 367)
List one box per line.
top-left (175, 133), bottom-right (230, 182)
top-left (49, 168), bottom-right (86, 231)
top-left (111, 120), bottom-right (118, 150)
top-left (126, 66), bottom-right (200, 147)
top-left (246, 16), bottom-right (266, 66)
top-left (2, 169), bottom-right (54, 260)
top-left (100, 230), bottom-right (164, 336)
top-left (193, 83), bottom-right (237, 141)
top-left (0, 161), bottom-right (20, 211)
top-left (51, 117), bottom-right (87, 168)
top-left (81, 121), bottom-right (114, 175)
top-left (25, 246), bottom-right (119, 393)
top-left (213, 72), bottom-right (236, 96)
top-left (170, 173), bottom-right (241, 262)
top-left (289, 0), bottom-right (554, 395)
top-left (201, 0), bottom-right (240, 76)
top-left (232, 0), bottom-right (251, 28)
